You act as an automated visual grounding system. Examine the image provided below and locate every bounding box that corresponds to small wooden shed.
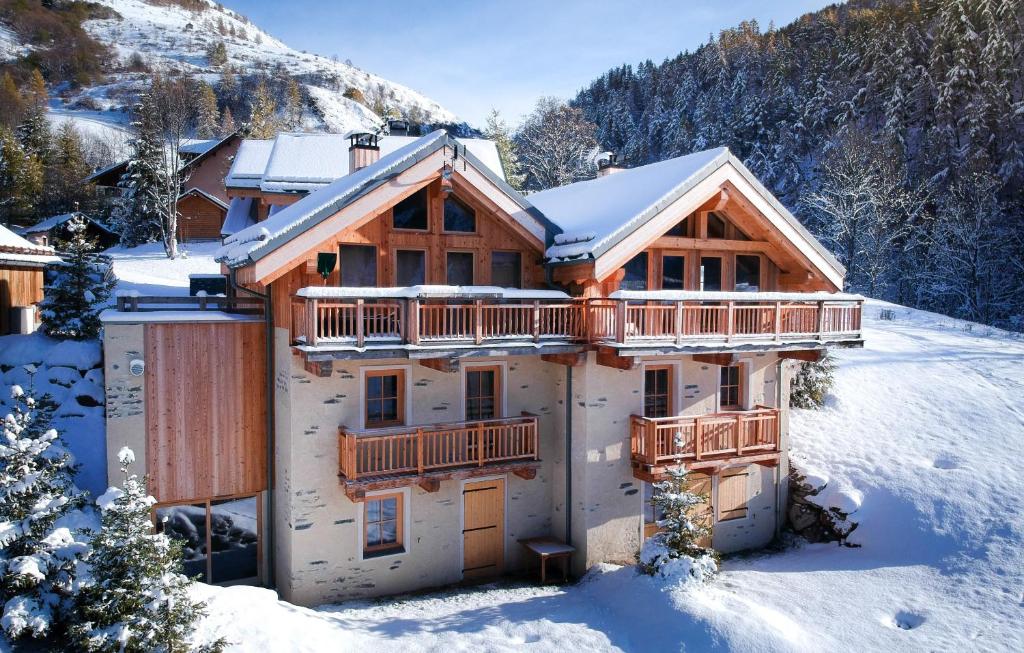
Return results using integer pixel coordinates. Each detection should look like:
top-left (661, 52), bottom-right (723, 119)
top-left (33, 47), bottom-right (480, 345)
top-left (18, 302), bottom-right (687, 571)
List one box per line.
top-left (0, 224), bottom-right (60, 335)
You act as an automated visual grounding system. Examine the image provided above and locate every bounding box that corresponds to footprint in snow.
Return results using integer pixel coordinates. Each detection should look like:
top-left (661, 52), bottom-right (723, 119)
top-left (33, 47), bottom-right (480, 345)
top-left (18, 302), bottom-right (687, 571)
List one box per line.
top-left (891, 611), bottom-right (925, 631)
top-left (932, 453), bottom-right (961, 470)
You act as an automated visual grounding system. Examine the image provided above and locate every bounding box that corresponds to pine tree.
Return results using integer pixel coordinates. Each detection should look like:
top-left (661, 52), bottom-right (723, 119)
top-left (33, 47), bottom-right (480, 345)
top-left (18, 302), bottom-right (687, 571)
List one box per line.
top-left (47, 122), bottom-right (92, 215)
top-left (206, 41), bottom-right (228, 68)
top-left (0, 383), bottom-right (86, 641)
top-left (0, 126), bottom-right (43, 222)
top-left (638, 467), bottom-right (718, 584)
top-left (219, 106), bottom-right (235, 135)
top-left (790, 354), bottom-right (837, 409)
top-left (283, 77), bottom-right (303, 130)
top-left (0, 73), bottom-right (22, 129)
top-left (17, 70), bottom-right (50, 162)
top-left (483, 109), bottom-right (525, 190)
top-left (246, 79), bottom-right (278, 139)
top-left (39, 216), bottom-right (115, 341)
top-left (110, 91), bottom-right (165, 247)
top-left (72, 449), bottom-right (225, 653)
top-left (196, 82), bottom-right (221, 139)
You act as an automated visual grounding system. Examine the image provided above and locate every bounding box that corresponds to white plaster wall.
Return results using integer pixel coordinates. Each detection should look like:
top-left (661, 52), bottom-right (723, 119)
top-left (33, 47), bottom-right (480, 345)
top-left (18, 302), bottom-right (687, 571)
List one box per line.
top-left (102, 323), bottom-right (147, 486)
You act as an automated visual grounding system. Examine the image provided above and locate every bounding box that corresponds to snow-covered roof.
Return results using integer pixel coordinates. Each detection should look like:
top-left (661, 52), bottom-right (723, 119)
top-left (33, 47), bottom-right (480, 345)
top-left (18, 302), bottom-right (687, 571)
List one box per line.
top-left (225, 139), bottom-right (274, 189)
top-left (227, 132), bottom-right (506, 194)
top-left (221, 197), bottom-right (256, 237)
top-left (17, 212), bottom-right (113, 235)
top-left (532, 147), bottom-right (845, 282)
top-left (0, 224), bottom-right (60, 266)
top-left (179, 138), bottom-right (221, 156)
top-left (295, 285), bottom-right (571, 300)
top-left (179, 187), bottom-right (229, 210)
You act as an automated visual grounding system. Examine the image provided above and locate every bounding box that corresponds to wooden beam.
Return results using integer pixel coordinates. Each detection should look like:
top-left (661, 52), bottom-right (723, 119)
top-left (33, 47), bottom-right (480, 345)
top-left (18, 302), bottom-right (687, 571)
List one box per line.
top-left (541, 352), bottom-right (586, 367)
top-left (550, 261), bottom-right (595, 285)
top-left (778, 350), bottom-right (824, 362)
top-left (779, 270), bottom-right (812, 286)
top-left (692, 353), bottom-right (737, 366)
top-left (304, 359), bottom-right (333, 377)
top-left (596, 350), bottom-right (638, 370)
top-left (418, 478), bottom-right (441, 493)
top-left (419, 358), bottom-right (460, 374)
top-left (512, 468), bottom-right (537, 480)
top-left (651, 236), bottom-right (773, 253)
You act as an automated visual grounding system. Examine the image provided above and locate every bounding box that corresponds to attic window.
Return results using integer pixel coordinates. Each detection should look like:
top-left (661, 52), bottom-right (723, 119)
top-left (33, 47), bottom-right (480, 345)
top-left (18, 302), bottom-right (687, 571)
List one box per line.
top-left (443, 196), bottom-right (476, 233)
top-left (393, 190), bottom-right (428, 231)
top-left (666, 216), bottom-right (689, 238)
top-left (707, 213), bottom-right (727, 239)
top-left (621, 253), bottom-right (648, 291)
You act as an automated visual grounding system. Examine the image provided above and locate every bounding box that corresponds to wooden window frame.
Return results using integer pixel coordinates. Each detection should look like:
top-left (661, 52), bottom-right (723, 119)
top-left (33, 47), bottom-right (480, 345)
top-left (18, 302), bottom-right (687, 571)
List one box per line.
top-left (364, 368), bottom-right (407, 429)
top-left (362, 492), bottom-right (405, 556)
top-left (716, 468), bottom-right (749, 522)
top-left (463, 364), bottom-right (504, 421)
top-left (393, 247), bottom-right (428, 287)
top-left (490, 250), bottom-right (523, 289)
top-left (719, 363), bottom-right (744, 411)
top-left (441, 194), bottom-right (478, 235)
top-left (391, 189), bottom-right (430, 232)
top-left (643, 364), bottom-right (674, 418)
top-left (659, 251), bottom-right (687, 291)
top-left (152, 492), bottom-right (263, 585)
top-left (445, 250), bottom-right (476, 286)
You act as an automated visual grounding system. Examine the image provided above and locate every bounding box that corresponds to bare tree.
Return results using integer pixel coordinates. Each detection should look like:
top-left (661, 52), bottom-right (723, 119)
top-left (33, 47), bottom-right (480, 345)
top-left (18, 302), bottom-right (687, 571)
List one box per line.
top-left (513, 97), bottom-right (598, 191)
top-left (150, 74), bottom-right (199, 258)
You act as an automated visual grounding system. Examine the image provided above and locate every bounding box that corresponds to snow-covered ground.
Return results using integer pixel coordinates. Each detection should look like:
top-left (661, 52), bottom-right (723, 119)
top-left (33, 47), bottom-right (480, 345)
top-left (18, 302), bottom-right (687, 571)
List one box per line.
top-left (188, 299), bottom-right (1024, 652)
top-left (106, 241), bottom-right (221, 297)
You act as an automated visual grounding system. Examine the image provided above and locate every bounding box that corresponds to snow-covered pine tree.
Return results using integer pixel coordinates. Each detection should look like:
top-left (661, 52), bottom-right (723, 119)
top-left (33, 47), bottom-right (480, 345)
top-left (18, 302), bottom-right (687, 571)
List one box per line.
top-left (247, 79), bottom-right (278, 139)
top-left (638, 467), bottom-right (718, 585)
top-left (39, 216), bottom-right (115, 341)
top-left (483, 109), bottom-right (525, 190)
top-left (0, 383), bottom-right (86, 641)
top-left (110, 91), bottom-right (166, 247)
top-left (72, 449), bottom-right (225, 653)
top-left (789, 353), bottom-right (836, 409)
top-left (195, 82), bottom-right (221, 139)
top-left (17, 70), bottom-right (50, 162)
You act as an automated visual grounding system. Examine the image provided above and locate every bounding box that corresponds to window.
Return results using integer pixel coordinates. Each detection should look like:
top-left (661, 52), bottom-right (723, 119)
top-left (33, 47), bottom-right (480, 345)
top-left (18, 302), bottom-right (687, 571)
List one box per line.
top-left (392, 189), bottom-right (428, 230)
top-left (700, 256), bottom-right (722, 291)
top-left (443, 196), bottom-right (476, 233)
top-left (465, 366), bottom-right (500, 420)
top-left (340, 244), bottom-right (377, 287)
top-left (719, 364), bottom-right (743, 410)
top-left (717, 468), bottom-right (749, 521)
top-left (491, 251), bottom-right (522, 288)
top-left (707, 212), bottom-right (727, 239)
top-left (644, 365), bottom-right (673, 418)
top-left (365, 369), bottom-right (405, 428)
top-left (735, 255), bottom-right (760, 292)
top-left (446, 252), bottom-right (475, 285)
top-left (396, 250), bottom-right (426, 286)
top-left (621, 252), bottom-right (648, 291)
top-left (155, 494), bottom-right (261, 584)
top-left (665, 215), bottom-right (689, 237)
top-left (364, 493), bottom-right (403, 556)
top-left (662, 255), bottom-right (685, 290)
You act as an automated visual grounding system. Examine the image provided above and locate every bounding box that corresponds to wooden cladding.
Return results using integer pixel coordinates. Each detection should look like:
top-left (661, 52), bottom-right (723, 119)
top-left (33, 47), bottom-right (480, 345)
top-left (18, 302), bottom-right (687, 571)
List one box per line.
top-left (630, 407), bottom-right (780, 467)
top-left (338, 416), bottom-right (538, 481)
top-left (144, 322), bottom-right (267, 503)
top-left (717, 468), bottom-right (750, 521)
top-left (0, 265), bottom-right (44, 334)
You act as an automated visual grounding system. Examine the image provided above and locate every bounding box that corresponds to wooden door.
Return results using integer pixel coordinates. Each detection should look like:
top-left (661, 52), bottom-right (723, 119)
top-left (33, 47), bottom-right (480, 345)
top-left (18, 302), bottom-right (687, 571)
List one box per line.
top-left (462, 478), bottom-right (505, 579)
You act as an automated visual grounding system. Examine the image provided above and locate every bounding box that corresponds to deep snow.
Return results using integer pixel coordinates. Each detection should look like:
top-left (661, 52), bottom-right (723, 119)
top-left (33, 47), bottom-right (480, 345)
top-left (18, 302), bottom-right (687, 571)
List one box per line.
top-left (185, 299), bottom-right (1024, 652)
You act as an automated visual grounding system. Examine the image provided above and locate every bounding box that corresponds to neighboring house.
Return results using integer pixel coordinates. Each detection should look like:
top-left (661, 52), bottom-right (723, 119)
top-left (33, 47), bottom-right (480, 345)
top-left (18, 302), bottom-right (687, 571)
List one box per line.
top-left (87, 132), bottom-right (241, 241)
top-left (18, 212), bottom-right (119, 249)
top-left (0, 224), bottom-right (60, 334)
top-left (100, 130), bottom-right (863, 606)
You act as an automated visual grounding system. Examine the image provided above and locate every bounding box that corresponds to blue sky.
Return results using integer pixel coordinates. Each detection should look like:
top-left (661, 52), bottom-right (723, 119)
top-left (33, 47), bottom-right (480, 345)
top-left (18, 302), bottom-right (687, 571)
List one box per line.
top-left (226, 0), bottom-right (832, 128)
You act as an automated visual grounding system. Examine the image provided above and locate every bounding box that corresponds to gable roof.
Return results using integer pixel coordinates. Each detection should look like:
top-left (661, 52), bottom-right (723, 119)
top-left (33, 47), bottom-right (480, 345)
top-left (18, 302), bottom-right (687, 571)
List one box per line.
top-left (86, 131), bottom-right (240, 187)
top-left (179, 187), bottom-right (229, 211)
top-left (18, 212), bottom-right (114, 236)
top-left (217, 131), bottom-right (555, 270)
top-left (530, 147), bottom-right (845, 285)
top-left (226, 132), bottom-right (508, 194)
top-left (0, 224), bottom-right (60, 266)
top-left (220, 197), bottom-right (257, 237)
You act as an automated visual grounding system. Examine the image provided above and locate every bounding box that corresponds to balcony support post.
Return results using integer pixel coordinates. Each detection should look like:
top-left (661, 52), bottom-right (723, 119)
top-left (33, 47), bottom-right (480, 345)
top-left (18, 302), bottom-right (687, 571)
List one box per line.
top-left (816, 300), bottom-right (826, 341)
top-left (615, 301), bottom-right (626, 344)
top-left (474, 300), bottom-right (483, 345)
top-left (477, 422), bottom-right (485, 466)
top-left (308, 298), bottom-right (318, 347)
top-left (735, 414), bottom-right (744, 456)
top-left (726, 301), bottom-right (735, 342)
top-left (532, 300), bottom-right (541, 343)
top-left (774, 301), bottom-right (782, 342)
top-left (694, 417), bottom-right (703, 461)
top-left (356, 299), bottom-right (365, 348)
top-left (408, 299), bottom-right (420, 345)
top-left (416, 428), bottom-right (424, 475)
top-left (674, 301), bottom-right (684, 346)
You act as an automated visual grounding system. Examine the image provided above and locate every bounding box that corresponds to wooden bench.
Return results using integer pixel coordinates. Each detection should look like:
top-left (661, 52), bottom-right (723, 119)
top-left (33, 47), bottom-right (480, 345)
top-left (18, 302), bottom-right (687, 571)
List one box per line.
top-left (518, 537), bottom-right (574, 584)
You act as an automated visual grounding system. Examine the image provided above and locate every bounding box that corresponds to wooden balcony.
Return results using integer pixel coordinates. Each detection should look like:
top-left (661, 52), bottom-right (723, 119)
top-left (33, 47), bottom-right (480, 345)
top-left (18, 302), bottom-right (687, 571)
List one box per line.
top-left (338, 415), bottom-right (540, 499)
top-left (290, 289), bottom-right (863, 358)
top-left (630, 407), bottom-right (781, 479)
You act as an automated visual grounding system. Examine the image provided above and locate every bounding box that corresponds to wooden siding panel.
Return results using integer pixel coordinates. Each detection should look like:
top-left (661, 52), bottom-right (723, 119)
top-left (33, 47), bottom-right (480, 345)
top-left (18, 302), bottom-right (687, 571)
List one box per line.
top-left (178, 195), bottom-right (227, 241)
top-left (717, 468), bottom-right (749, 521)
top-left (0, 266), bottom-right (44, 334)
top-left (145, 322), bottom-right (266, 503)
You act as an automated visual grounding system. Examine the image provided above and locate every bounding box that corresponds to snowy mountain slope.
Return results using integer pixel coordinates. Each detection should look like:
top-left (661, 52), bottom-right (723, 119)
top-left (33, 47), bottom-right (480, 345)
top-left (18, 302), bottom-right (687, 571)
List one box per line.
top-left (184, 299), bottom-right (1024, 651)
top-left (70, 0), bottom-right (456, 133)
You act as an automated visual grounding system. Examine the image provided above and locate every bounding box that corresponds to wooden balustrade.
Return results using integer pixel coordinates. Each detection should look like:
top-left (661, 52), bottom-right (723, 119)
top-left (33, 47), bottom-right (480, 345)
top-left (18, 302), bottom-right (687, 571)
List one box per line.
top-left (290, 294), bottom-right (862, 349)
top-left (630, 407), bottom-right (780, 467)
top-left (338, 416), bottom-right (539, 480)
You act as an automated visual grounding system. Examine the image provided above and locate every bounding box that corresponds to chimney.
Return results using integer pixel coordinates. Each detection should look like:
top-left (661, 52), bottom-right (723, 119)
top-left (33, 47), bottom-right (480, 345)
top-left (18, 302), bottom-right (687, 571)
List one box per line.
top-left (387, 119), bottom-right (410, 137)
top-left (348, 132), bottom-right (380, 172)
top-left (596, 152), bottom-right (623, 177)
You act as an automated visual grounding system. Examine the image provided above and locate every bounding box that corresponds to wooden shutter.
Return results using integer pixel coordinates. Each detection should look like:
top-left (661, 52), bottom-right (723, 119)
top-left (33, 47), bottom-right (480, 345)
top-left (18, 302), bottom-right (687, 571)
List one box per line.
top-left (717, 468), bottom-right (749, 521)
top-left (686, 473), bottom-right (713, 548)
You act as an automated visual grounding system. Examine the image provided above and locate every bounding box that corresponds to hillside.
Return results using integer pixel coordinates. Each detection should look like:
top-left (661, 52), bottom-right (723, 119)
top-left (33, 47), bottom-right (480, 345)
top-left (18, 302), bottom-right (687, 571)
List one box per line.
top-left (0, 0), bottom-right (460, 142)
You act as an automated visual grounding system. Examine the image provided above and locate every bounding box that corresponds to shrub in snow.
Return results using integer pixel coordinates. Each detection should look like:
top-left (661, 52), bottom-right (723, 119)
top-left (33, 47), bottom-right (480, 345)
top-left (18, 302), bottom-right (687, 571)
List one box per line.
top-left (787, 467), bottom-right (861, 546)
top-left (0, 384), bottom-right (87, 641)
top-left (789, 354), bottom-right (836, 409)
top-left (39, 216), bottom-right (115, 341)
top-left (71, 449), bottom-right (225, 653)
top-left (638, 467), bottom-right (718, 586)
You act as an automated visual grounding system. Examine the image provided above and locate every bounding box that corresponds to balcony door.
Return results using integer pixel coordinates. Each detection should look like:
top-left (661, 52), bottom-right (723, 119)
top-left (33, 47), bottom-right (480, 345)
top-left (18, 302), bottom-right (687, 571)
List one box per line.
top-left (643, 365), bottom-right (673, 418)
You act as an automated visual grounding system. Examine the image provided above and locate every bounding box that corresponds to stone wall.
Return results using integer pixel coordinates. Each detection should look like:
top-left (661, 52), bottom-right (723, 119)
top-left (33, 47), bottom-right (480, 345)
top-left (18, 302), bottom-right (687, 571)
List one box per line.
top-left (102, 323), bottom-right (147, 483)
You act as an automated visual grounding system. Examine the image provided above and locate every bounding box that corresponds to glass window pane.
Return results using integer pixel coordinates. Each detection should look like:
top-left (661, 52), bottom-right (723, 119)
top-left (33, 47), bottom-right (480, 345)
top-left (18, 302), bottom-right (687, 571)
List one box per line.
top-left (700, 257), bottom-right (722, 291)
top-left (480, 371), bottom-right (494, 395)
top-left (210, 496), bottom-right (259, 583)
top-left (491, 252), bottom-right (522, 288)
top-left (381, 498), bottom-right (397, 520)
top-left (444, 197), bottom-right (476, 232)
top-left (381, 399), bottom-right (398, 421)
top-left (380, 520), bottom-right (397, 544)
top-left (707, 212), bottom-right (726, 239)
top-left (622, 253), bottom-right (648, 290)
top-left (467, 371), bottom-right (480, 396)
top-left (396, 250), bottom-right (426, 286)
top-left (447, 252), bottom-right (474, 285)
top-left (366, 499), bottom-right (381, 523)
top-left (393, 190), bottom-right (428, 230)
top-left (157, 504), bottom-right (208, 580)
top-left (366, 523), bottom-right (381, 546)
top-left (666, 216), bottom-right (688, 237)
top-left (340, 245), bottom-right (377, 287)
top-left (380, 374), bottom-right (397, 397)
top-left (367, 376), bottom-right (382, 400)
top-left (735, 255), bottom-right (760, 292)
top-left (662, 256), bottom-right (684, 290)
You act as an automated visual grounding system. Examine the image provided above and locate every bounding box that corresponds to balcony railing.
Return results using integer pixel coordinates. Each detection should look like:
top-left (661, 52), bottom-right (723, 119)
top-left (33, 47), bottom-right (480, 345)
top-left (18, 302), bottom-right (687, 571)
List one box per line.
top-left (630, 407), bottom-right (780, 468)
top-left (291, 290), bottom-right (862, 350)
top-left (338, 415), bottom-right (539, 481)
